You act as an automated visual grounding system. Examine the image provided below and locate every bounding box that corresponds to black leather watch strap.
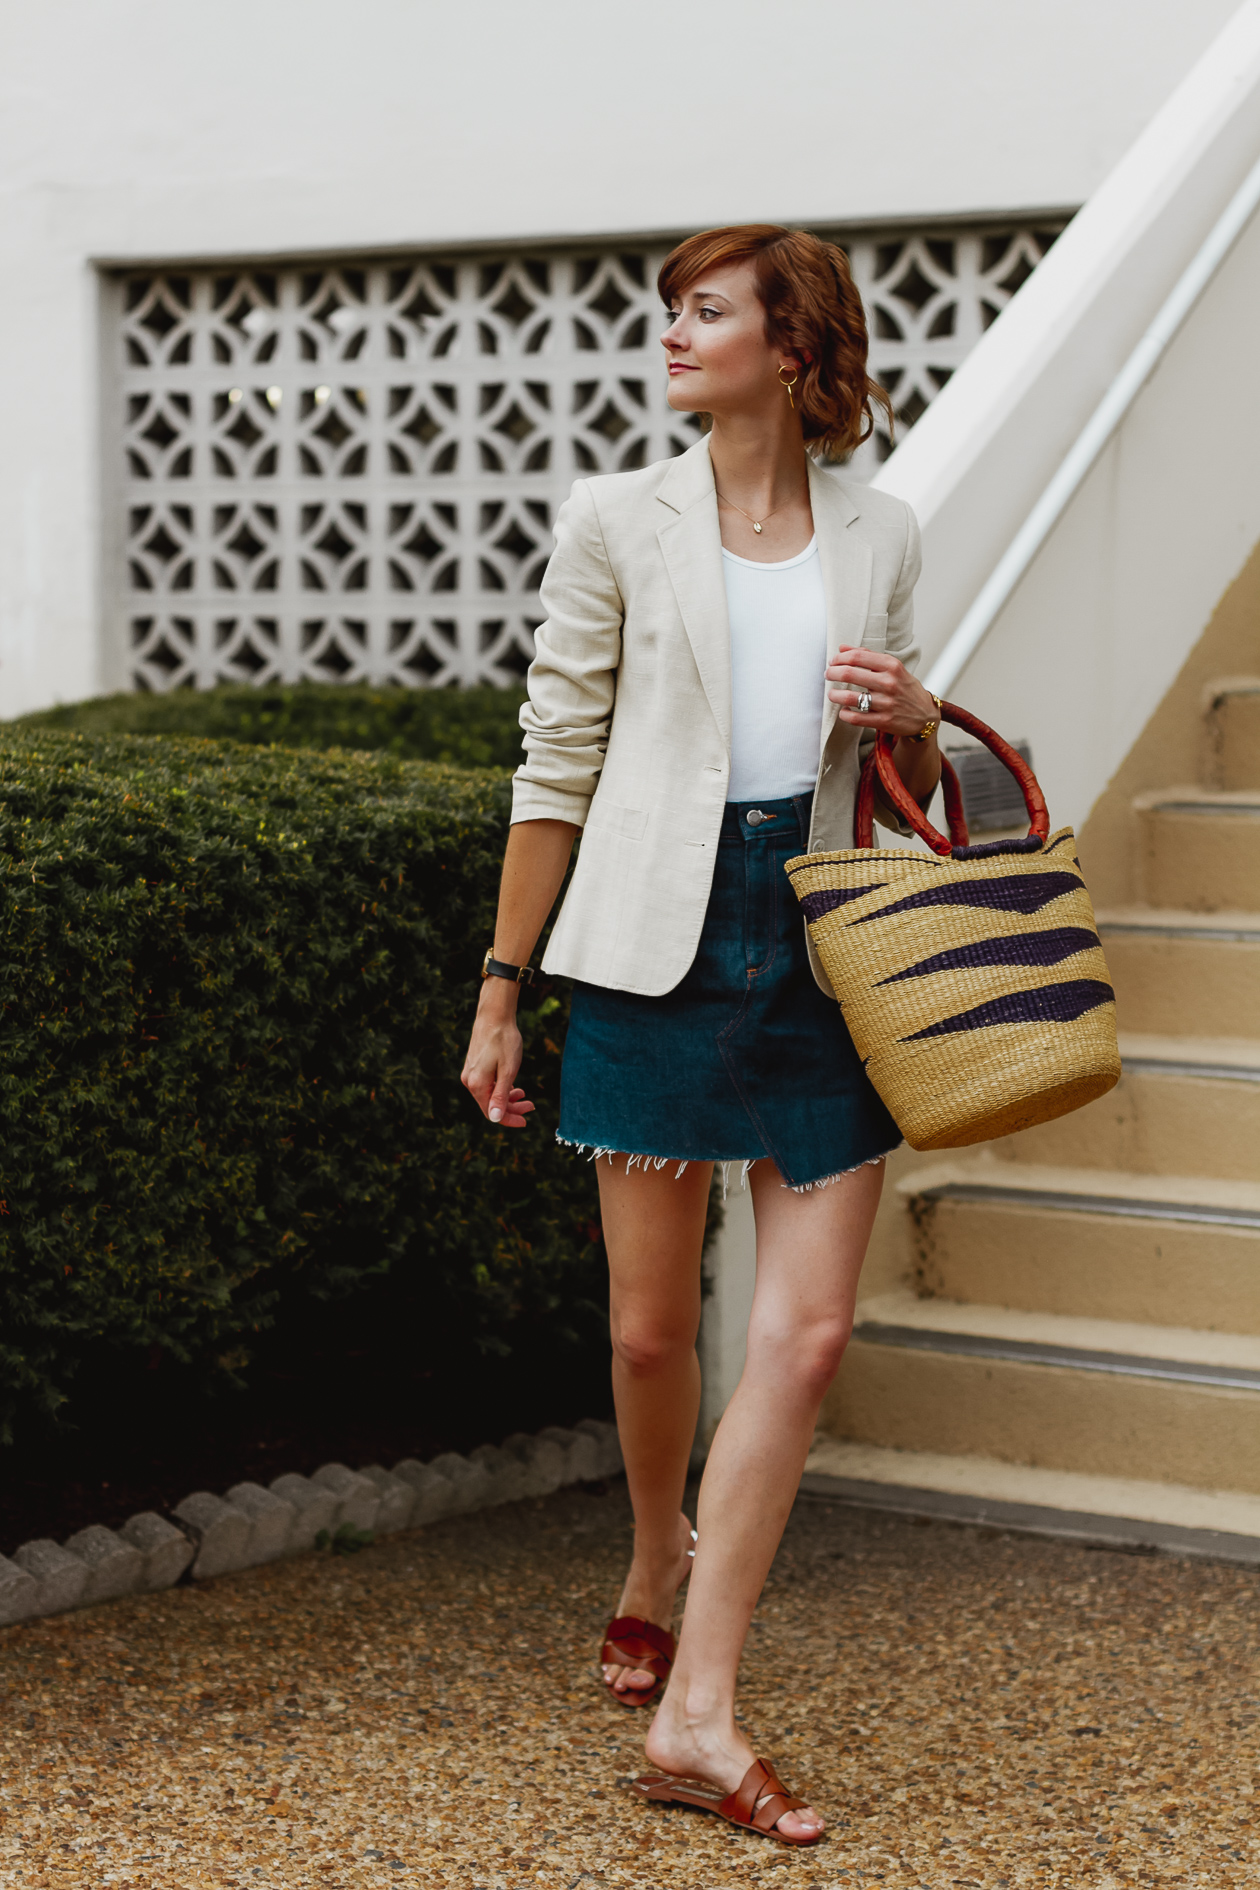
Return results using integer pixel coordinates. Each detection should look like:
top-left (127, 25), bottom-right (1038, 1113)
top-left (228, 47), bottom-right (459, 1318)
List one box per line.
top-left (481, 949), bottom-right (536, 987)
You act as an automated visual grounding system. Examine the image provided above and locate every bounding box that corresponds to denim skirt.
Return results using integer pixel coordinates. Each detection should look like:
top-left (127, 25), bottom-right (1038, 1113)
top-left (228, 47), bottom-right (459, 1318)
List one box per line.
top-left (557, 792), bottom-right (901, 1189)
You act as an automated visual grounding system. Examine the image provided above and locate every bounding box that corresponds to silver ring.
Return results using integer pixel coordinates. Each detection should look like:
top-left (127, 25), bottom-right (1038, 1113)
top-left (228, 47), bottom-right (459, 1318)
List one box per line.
top-left (857, 690), bottom-right (872, 714)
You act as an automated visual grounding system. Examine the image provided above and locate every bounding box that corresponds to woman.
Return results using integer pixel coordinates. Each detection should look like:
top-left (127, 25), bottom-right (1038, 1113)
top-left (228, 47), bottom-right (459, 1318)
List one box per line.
top-left (461, 224), bottom-right (941, 1847)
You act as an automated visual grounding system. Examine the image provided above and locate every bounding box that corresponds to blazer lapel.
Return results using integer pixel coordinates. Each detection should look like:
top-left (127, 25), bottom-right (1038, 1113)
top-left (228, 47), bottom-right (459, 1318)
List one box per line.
top-left (810, 459), bottom-right (872, 754)
top-left (653, 444), bottom-right (871, 758)
top-left (656, 438), bottom-right (732, 751)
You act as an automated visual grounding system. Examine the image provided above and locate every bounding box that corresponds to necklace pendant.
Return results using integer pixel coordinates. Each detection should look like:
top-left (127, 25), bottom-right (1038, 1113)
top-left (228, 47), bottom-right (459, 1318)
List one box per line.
top-left (753, 521), bottom-right (762, 533)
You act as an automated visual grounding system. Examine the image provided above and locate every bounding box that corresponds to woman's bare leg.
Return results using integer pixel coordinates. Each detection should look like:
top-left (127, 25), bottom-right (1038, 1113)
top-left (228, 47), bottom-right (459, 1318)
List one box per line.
top-left (644, 1156), bottom-right (885, 1840)
top-left (597, 1157), bottom-right (712, 1699)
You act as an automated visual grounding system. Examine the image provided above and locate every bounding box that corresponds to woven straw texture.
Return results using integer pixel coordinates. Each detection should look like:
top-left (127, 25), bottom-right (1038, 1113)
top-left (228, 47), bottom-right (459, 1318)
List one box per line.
top-left (786, 828), bottom-right (1121, 1150)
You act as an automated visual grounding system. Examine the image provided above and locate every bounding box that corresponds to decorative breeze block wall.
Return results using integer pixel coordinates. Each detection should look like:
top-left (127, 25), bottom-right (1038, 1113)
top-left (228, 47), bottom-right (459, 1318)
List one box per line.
top-left (113, 226), bottom-right (1060, 692)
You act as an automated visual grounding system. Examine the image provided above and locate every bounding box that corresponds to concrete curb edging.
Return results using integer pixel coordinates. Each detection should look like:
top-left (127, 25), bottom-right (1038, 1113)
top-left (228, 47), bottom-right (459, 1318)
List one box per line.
top-left (0, 1418), bottom-right (622, 1628)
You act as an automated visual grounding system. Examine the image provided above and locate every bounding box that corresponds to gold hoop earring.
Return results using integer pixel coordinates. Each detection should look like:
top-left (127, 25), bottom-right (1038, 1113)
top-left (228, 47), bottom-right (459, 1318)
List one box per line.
top-left (778, 364), bottom-right (799, 410)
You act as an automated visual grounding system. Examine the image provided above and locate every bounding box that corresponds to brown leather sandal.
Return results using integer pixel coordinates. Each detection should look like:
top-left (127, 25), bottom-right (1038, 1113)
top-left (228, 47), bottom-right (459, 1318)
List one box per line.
top-left (599, 1615), bottom-right (676, 1709)
top-left (631, 1755), bottom-right (824, 1846)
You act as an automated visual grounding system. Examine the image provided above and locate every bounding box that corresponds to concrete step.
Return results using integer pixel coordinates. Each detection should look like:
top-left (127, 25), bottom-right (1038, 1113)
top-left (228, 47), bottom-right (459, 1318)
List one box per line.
top-left (802, 1437), bottom-right (1260, 1568)
top-left (855, 1287), bottom-right (1260, 1373)
top-left (994, 1032), bottom-right (1260, 1180)
top-left (1135, 786), bottom-right (1260, 911)
top-left (899, 1156), bottom-right (1260, 1331)
top-left (1205, 676), bottom-right (1260, 791)
top-left (1096, 907), bottom-right (1260, 1036)
top-left (825, 1289), bottom-right (1260, 1492)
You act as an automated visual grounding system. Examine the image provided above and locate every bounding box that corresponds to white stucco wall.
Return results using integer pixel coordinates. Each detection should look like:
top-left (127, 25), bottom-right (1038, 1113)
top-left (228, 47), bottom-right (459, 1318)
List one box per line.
top-left (0, 0), bottom-right (1243, 715)
top-left (2, 0), bottom-right (1243, 250)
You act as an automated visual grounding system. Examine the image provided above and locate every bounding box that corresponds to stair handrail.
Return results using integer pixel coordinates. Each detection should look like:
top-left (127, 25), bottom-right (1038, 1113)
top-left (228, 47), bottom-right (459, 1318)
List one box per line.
top-left (925, 147), bottom-right (1260, 701)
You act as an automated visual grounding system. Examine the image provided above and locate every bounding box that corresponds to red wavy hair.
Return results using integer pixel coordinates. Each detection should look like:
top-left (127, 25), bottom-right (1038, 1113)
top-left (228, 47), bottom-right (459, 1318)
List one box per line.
top-left (658, 224), bottom-right (891, 460)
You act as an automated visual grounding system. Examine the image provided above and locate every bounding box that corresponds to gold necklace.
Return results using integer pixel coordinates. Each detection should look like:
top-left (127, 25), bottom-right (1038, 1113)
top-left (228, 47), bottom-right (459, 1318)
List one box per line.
top-left (714, 486), bottom-right (805, 535)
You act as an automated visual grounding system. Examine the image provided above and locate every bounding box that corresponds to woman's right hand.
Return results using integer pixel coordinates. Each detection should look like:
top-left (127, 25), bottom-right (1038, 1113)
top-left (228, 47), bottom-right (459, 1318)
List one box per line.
top-left (460, 983), bottom-right (535, 1127)
top-left (461, 818), bottom-right (578, 1127)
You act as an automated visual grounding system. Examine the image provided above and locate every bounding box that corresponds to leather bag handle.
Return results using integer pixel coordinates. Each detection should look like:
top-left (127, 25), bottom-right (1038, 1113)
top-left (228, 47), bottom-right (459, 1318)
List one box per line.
top-left (853, 699), bottom-right (1051, 857)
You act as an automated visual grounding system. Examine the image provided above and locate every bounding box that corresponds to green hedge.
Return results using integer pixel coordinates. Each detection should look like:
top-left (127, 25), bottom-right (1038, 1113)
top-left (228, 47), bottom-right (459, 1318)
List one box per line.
top-left (16, 681), bottom-right (529, 771)
top-left (0, 728), bottom-right (602, 1445)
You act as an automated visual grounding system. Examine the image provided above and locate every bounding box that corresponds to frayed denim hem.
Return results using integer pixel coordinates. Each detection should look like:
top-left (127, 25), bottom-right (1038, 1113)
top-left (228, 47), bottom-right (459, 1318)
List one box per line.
top-left (556, 1136), bottom-right (752, 1194)
top-left (785, 1143), bottom-right (901, 1194)
top-left (556, 1136), bottom-right (694, 1182)
top-left (555, 1135), bottom-right (901, 1198)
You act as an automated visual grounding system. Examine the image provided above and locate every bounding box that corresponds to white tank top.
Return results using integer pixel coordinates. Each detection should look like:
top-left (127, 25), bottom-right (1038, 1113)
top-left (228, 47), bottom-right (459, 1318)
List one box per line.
top-left (721, 535), bottom-right (827, 802)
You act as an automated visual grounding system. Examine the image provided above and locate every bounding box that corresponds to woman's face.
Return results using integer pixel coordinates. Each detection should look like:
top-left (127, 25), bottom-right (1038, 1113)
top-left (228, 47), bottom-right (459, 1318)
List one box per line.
top-left (661, 260), bottom-right (795, 420)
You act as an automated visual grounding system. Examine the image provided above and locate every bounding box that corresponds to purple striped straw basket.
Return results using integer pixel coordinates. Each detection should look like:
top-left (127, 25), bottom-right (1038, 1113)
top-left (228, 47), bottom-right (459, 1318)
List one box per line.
top-left (785, 703), bottom-right (1121, 1151)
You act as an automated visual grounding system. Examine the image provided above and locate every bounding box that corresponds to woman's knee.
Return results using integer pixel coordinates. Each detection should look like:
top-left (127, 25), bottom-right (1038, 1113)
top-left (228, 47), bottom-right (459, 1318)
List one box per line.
top-left (610, 1308), bottom-right (699, 1377)
top-left (746, 1312), bottom-right (853, 1398)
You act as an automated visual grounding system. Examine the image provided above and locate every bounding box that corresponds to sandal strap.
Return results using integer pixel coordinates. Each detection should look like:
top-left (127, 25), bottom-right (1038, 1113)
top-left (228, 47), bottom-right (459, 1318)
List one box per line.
top-left (722, 1758), bottom-right (809, 1834)
top-left (601, 1615), bottom-right (676, 1677)
top-left (606, 1616), bottom-right (675, 1662)
top-left (751, 1788), bottom-right (809, 1834)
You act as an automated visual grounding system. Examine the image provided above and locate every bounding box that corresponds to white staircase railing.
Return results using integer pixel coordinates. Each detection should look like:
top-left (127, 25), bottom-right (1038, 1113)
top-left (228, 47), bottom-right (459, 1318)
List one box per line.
top-left (877, 0), bottom-right (1260, 687)
top-left (925, 145), bottom-right (1260, 703)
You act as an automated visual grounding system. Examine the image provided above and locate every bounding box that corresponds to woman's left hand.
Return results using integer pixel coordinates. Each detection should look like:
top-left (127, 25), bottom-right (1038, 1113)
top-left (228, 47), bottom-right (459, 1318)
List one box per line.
top-left (826, 646), bottom-right (937, 739)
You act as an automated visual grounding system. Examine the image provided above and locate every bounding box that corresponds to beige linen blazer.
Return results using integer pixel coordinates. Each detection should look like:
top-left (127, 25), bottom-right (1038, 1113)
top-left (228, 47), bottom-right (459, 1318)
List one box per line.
top-left (511, 434), bottom-right (922, 996)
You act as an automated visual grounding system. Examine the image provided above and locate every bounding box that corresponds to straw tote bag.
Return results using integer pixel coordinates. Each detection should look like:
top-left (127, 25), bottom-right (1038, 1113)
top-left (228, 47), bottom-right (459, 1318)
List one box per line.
top-left (785, 704), bottom-right (1121, 1150)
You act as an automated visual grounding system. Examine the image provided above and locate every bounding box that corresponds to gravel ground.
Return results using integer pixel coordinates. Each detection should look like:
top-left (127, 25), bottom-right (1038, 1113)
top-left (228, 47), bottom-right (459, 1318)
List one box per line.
top-left (0, 1477), bottom-right (1256, 1888)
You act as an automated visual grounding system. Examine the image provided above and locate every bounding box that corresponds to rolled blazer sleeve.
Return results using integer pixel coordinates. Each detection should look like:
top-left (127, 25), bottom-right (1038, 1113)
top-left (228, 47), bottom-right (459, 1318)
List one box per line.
top-left (860, 498), bottom-right (926, 836)
top-left (511, 480), bottom-right (625, 827)
top-left (885, 499), bottom-right (922, 672)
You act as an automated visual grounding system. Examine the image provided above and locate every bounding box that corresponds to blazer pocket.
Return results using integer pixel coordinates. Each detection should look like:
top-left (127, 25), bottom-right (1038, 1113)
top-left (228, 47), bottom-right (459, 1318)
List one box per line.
top-left (588, 801), bottom-right (648, 842)
top-left (861, 610), bottom-right (889, 650)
